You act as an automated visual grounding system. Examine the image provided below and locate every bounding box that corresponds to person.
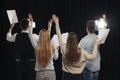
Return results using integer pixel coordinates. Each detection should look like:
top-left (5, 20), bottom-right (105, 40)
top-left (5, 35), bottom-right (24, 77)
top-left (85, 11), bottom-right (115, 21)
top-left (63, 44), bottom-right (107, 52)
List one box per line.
top-left (6, 17), bottom-right (38, 80)
top-left (28, 12), bottom-right (36, 28)
top-left (102, 14), bottom-right (107, 28)
top-left (29, 18), bottom-right (59, 80)
top-left (95, 14), bottom-right (107, 29)
top-left (78, 20), bottom-right (101, 80)
top-left (52, 14), bottom-right (100, 80)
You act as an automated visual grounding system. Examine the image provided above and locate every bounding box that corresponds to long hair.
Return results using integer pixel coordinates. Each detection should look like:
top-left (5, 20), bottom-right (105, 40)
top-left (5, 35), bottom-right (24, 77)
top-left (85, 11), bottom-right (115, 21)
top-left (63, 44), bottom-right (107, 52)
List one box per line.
top-left (65, 32), bottom-right (81, 65)
top-left (36, 29), bottom-right (51, 68)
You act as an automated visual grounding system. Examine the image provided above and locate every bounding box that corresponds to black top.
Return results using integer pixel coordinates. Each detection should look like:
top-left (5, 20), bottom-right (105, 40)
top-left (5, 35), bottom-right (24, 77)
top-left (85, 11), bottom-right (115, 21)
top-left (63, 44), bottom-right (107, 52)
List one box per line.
top-left (15, 33), bottom-right (35, 61)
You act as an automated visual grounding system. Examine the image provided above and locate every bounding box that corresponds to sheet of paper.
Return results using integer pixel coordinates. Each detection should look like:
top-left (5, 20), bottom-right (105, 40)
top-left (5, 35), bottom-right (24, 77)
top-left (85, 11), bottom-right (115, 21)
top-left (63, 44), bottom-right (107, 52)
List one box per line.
top-left (51, 34), bottom-right (59, 47)
top-left (51, 32), bottom-right (68, 47)
top-left (7, 10), bottom-right (18, 24)
top-left (97, 29), bottom-right (110, 44)
top-left (61, 32), bottom-right (68, 44)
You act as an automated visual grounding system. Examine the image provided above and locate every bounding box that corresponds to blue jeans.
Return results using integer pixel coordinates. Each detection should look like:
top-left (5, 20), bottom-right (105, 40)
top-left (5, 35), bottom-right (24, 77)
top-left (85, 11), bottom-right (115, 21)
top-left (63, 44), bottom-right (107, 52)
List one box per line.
top-left (83, 68), bottom-right (99, 80)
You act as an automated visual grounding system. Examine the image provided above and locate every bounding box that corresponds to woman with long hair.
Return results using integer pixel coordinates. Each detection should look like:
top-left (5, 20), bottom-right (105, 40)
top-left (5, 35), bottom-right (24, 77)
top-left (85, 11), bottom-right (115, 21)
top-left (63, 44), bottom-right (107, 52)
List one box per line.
top-left (52, 14), bottom-right (100, 80)
top-left (29, 19), bottom-right (58, 80)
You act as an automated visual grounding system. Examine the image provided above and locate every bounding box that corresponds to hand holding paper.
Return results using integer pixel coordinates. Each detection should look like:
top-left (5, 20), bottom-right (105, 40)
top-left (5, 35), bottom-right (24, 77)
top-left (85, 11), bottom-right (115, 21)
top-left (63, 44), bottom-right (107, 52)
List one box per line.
top-left (10, 22), bottom-right (15, 29)
top-left (97, 29), bottom-right (110, 44)
top-left (7, 10), bottom-right (18, 24)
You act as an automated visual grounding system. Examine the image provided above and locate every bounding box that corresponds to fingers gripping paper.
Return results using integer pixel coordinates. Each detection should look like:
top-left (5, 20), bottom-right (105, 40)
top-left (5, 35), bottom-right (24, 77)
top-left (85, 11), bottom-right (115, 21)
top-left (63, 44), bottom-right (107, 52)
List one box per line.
top-left (97, 29), bottom-right (110, 44)
top-left (7, 10), bottom-right (18, 24)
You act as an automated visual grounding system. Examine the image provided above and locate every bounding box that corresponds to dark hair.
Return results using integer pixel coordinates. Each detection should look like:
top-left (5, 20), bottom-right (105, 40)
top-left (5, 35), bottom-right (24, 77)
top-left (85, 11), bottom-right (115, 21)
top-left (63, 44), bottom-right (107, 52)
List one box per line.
top-left (20, 18), bottom-right (29, 30)
top-left (65, 32), bottom-right (81, 64)
top-left (86, 20), bottom-right (95, 33)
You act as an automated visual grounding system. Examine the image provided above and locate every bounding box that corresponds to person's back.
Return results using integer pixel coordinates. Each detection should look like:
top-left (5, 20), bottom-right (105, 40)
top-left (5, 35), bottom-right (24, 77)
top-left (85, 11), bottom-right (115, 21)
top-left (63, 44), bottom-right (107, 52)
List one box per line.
top-left (15, 33), bottom-right (35, 61)
top-left (78, 20), bottom-right (101, 80)
top-left (29, 19), bottom-right (59, 80)
top-left (52, 14), bottom-right (100, 80)
top-left (79, 34), bottom-right (101, 72)
top-left (6, 18), bottom-right (36, 80)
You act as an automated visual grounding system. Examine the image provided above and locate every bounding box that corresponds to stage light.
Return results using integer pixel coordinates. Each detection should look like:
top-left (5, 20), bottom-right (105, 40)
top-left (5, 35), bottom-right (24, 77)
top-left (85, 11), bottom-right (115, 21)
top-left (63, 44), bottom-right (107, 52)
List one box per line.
top-left (95, 18), bottom-right (107, 29)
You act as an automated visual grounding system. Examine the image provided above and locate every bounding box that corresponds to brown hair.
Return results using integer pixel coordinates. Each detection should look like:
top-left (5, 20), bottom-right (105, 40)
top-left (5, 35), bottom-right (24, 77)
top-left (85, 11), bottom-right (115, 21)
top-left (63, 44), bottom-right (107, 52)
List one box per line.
top-left (65, 32), bottom-right (81, 65)
top-left (36, 29), bottom-right (51, 68)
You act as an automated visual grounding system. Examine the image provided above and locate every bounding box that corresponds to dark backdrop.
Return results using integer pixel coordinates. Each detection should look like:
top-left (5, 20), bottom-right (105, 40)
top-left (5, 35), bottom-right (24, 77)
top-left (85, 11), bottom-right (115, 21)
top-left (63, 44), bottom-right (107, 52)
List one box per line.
top-left (1, 0), bottom-right (120, 80)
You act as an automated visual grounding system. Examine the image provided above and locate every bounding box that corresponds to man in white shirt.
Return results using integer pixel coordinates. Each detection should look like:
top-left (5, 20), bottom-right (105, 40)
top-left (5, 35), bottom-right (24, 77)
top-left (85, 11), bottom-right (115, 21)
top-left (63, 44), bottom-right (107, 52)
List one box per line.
top-left (6, 17), bottom-right (38, 80)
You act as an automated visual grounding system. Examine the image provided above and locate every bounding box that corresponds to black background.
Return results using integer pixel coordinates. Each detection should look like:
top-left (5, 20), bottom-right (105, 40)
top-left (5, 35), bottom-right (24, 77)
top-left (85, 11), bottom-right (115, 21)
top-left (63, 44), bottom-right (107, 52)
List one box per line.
top-left (1, 0), bottom-right (120, 80)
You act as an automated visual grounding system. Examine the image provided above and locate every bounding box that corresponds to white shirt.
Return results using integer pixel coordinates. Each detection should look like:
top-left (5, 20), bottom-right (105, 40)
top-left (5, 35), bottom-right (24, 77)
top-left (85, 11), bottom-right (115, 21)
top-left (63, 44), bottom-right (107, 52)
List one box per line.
top-left (6, 29), bottom-right (39, 43)
top-left (28, 23), bottom-right (59, 71)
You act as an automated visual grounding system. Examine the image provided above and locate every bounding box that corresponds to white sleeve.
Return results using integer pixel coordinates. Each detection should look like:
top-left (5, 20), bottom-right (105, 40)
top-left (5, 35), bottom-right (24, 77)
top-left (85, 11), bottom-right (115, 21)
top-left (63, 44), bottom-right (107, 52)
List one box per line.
top-left (28, 23), bottom-right (39, 49)
top-left (6, 32), bottom-right (17, 42)
top-left (32, 34), bottom-right (39, 48)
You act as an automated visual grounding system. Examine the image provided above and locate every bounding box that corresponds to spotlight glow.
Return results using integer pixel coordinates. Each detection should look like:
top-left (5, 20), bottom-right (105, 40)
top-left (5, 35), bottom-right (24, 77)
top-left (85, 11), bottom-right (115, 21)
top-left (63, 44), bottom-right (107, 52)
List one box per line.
top-left (95, 18), bottom-right (107, 29)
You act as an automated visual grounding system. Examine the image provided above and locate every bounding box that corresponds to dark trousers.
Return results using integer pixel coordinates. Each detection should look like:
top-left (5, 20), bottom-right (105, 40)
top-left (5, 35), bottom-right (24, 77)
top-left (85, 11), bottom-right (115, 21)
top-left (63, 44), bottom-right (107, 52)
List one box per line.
top-left (62, 71), bottom-right (83, 80)
top-left (16, 61), bottom-right (36, 80)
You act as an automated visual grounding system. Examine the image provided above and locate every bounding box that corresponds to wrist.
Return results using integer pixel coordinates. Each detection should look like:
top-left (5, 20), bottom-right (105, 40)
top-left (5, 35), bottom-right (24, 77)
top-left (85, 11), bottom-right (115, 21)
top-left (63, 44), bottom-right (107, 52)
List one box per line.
top-left (55, 22), bottom-right (59, 25)
top-left (10, 26), bottom-right (13, 29)
top-left (9, 27), bottom-right (13, 30)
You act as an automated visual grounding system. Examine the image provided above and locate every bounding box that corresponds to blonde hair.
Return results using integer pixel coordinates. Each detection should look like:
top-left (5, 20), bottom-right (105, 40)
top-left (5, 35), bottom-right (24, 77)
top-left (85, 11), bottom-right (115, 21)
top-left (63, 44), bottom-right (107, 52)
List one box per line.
top-left (36, 29), bottom-right (52, 68)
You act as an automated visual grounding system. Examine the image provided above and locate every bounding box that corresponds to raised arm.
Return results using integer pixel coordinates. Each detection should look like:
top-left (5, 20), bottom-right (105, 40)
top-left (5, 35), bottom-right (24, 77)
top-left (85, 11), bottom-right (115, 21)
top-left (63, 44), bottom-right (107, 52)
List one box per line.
top-left (52, 14), bottom-right (65, 53)
top-left (48, 19), bottom-right (53, 35)
top-left (83, 39), bottom-right (100, 60)
top-left (6, 22), bottom-right (17, 42)
top-left (28, 12), bottom-right (33, 21)
top-left (28, 13), bottom-right (38, 49)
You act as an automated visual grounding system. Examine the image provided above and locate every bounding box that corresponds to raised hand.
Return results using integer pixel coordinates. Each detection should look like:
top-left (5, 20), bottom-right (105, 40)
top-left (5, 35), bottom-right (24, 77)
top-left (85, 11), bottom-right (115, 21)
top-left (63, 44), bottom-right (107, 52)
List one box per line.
top-left (48, 19), bottom-right (53, 35)
top-left (28, 13), bottom-right (33, 21)
top-left (52, 14), bottom-right (59, 24)
top-left (10, 22), bottom-right (15, 29)
top-left (48, 19), bottom-right (53, 28)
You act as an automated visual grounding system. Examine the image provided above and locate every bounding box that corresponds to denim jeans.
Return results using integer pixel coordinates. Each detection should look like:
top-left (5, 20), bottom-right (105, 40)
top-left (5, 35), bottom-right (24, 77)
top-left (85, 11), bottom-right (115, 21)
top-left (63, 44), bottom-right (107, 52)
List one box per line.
top-left (83, 68), bottom-right (99, 80)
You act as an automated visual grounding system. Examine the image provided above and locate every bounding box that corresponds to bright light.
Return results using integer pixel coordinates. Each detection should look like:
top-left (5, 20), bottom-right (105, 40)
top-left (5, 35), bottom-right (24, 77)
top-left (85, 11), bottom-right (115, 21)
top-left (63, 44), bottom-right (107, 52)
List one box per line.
top-left (95, 18), bottom-right (107, 29)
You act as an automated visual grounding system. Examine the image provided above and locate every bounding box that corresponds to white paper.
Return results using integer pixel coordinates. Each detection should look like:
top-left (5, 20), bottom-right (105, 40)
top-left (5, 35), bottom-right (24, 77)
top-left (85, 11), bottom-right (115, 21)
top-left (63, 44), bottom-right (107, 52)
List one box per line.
top-left (97, 29), bottom-right (110, 44)
top-left (7, 10), bottom-right (18, 24)
top-left (51, 34), bottom-right (59, 47)
top-left (51, 32), bottom-right (68, 47)
top-left (61, 32), bottom-right (68, 44)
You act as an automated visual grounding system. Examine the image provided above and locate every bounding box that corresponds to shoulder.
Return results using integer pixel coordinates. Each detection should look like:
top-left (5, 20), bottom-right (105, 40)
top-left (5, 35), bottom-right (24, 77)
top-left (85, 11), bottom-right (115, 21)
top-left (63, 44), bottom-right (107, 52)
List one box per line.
top-left (80, 35), bottom-right (89, 41)
top-left (79, 35), bottom-right (87, 45)
top-left (33, 33), bottom-right (39, 39)
top-left (33, 33), bottom-right (39, 37)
